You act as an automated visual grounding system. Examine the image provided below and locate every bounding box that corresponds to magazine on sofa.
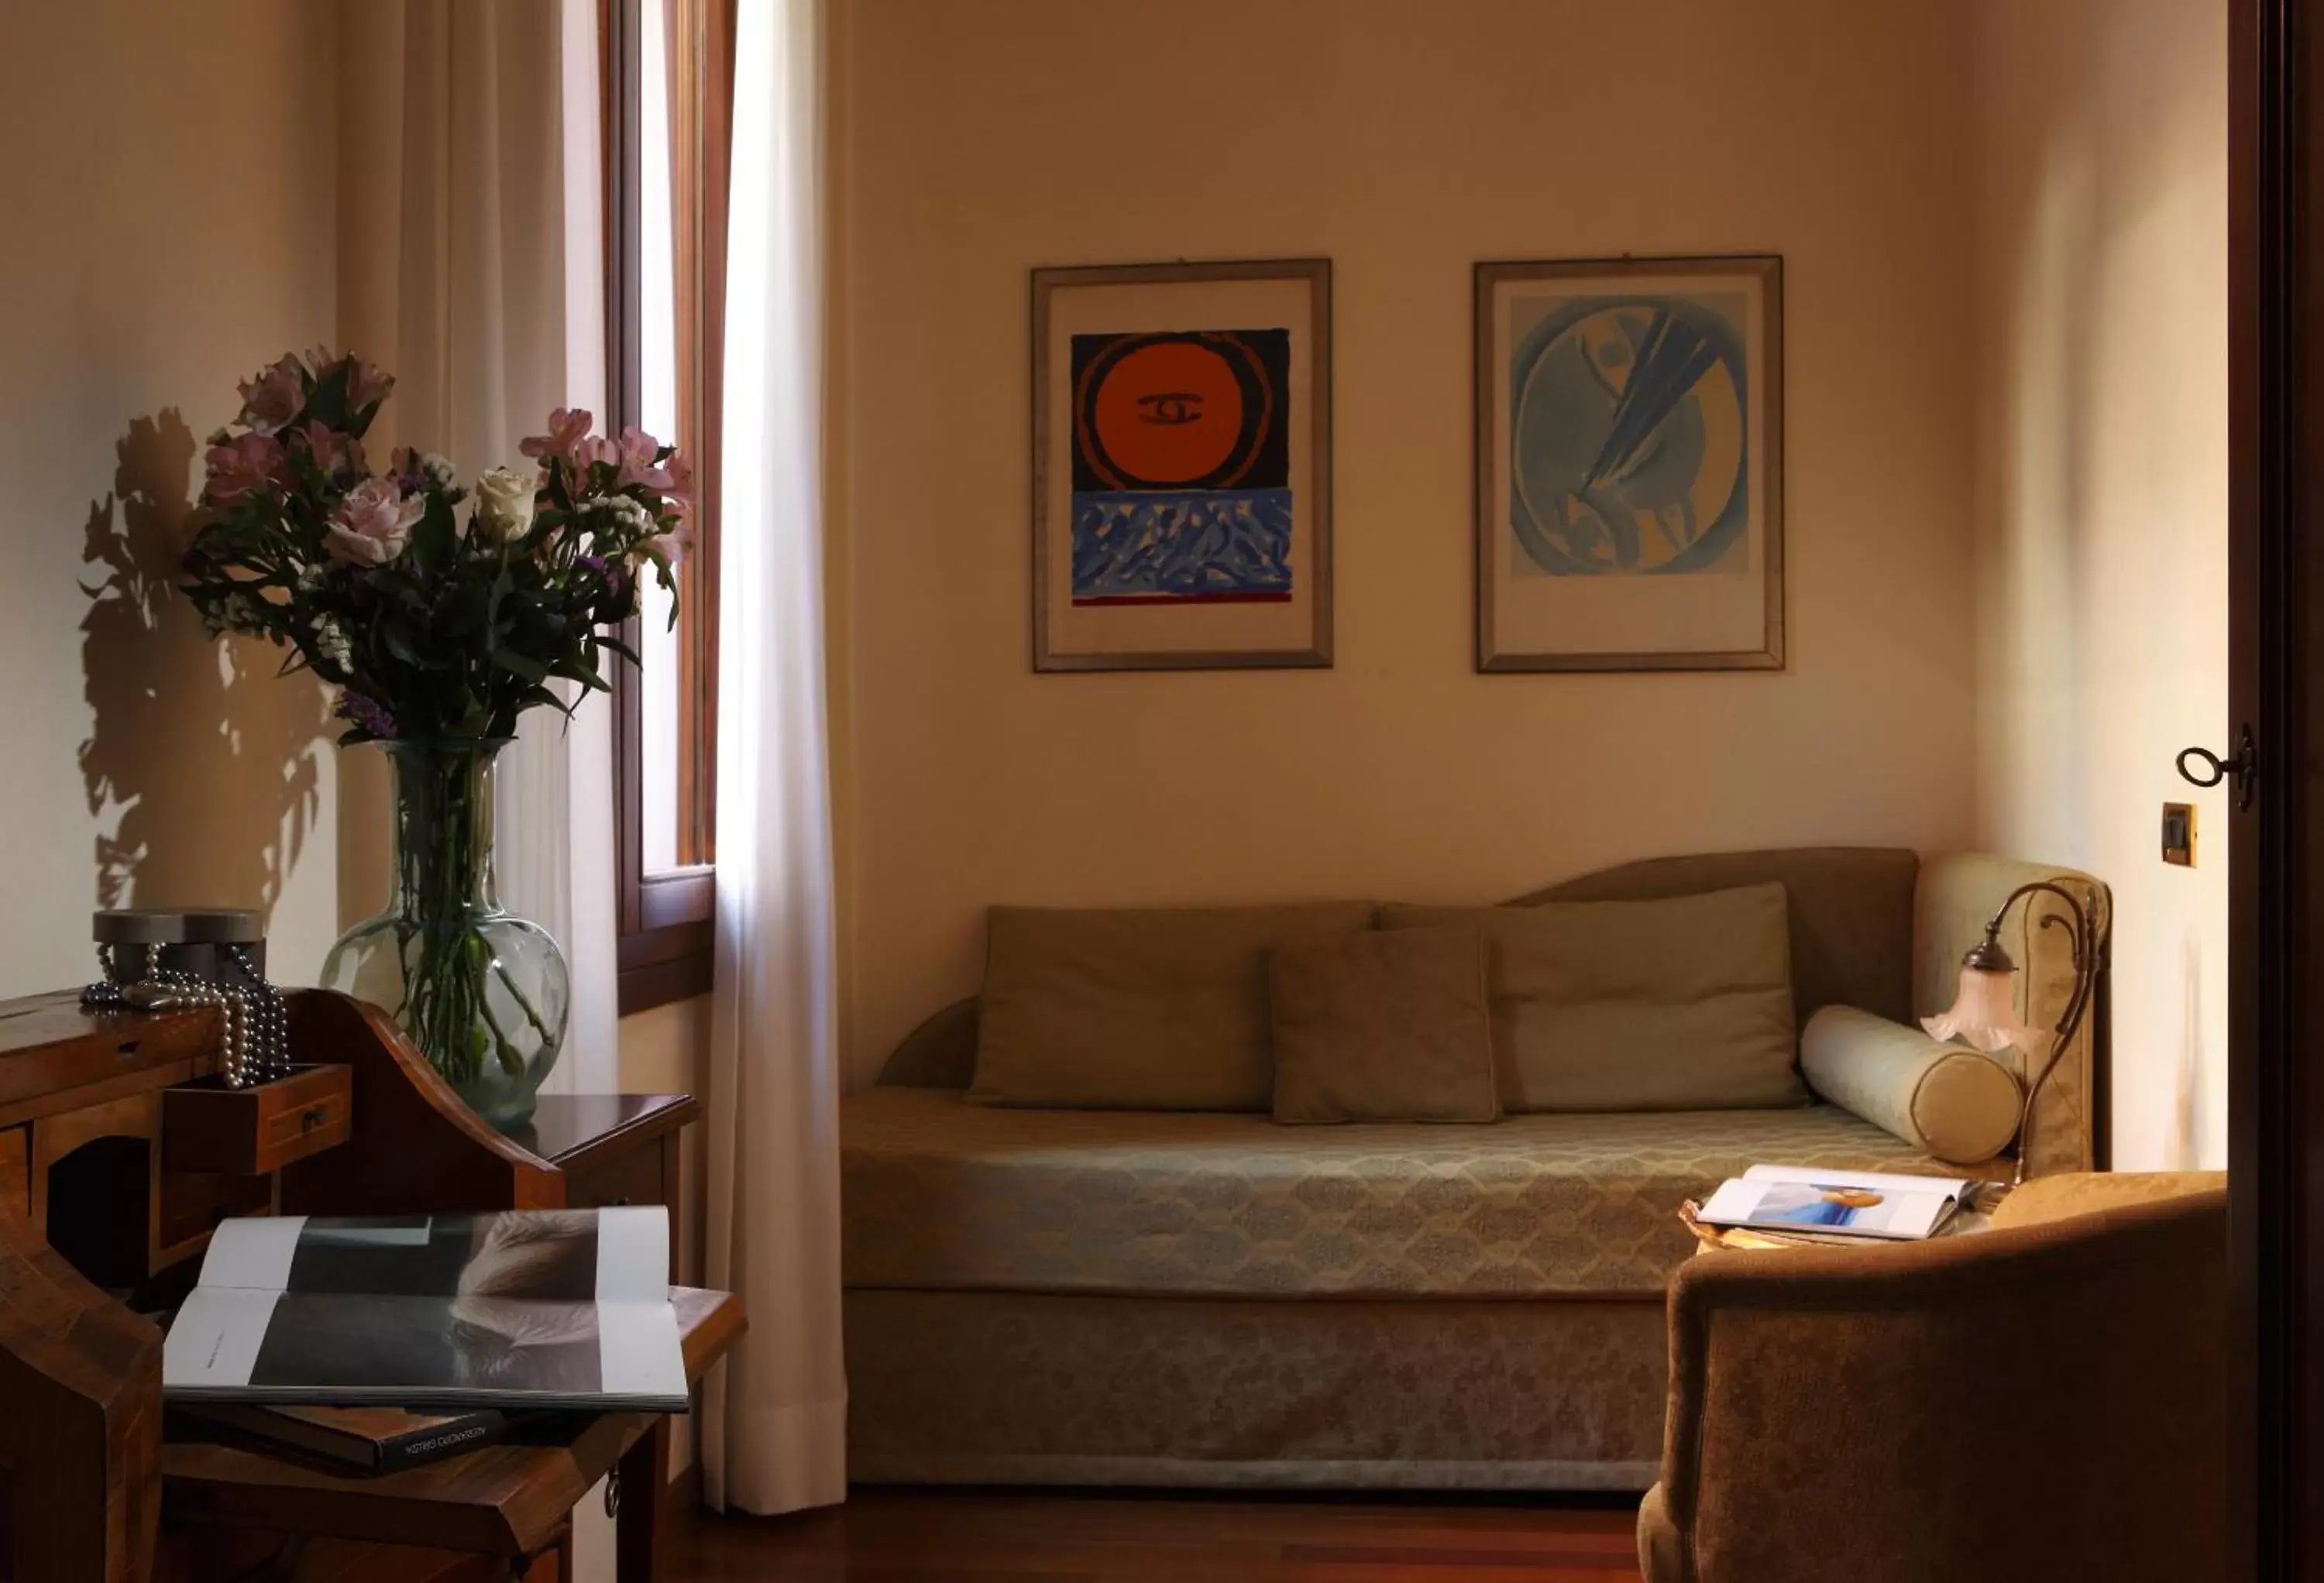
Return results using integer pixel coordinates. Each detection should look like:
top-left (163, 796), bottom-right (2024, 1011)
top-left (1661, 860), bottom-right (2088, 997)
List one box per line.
top-left (1697, 1165), bottom-right (1975, 1241)
top-left (163, 1207), bottom-right (689, 1412)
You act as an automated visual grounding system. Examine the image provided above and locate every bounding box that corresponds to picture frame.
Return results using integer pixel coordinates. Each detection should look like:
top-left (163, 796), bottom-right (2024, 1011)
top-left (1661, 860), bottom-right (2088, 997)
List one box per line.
top-left (1473, 254), bottom-right (1785, 672)
top-left (1030, 258), bottom-right (1333, 672)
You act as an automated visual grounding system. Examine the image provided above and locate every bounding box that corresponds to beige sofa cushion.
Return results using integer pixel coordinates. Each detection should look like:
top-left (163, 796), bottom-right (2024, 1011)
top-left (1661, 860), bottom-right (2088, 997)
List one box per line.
top-left (843, 1089), bottom-right (1968, 1298)
top-left (969, 902), bottom-right (1377, 1110)
top-left (1270, 925), bottom-right (1497, 1124)
top-left (1800, 1005), bottom-right (2023, 1164)
top-left (1383, 883), bottom-right (1805, 1112)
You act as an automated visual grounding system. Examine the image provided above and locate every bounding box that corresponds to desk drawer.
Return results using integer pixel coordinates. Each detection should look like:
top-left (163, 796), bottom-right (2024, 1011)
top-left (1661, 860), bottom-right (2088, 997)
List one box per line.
top-left (560, 1136), bottom-right (669, 1211)
top-left (163, 1064), bottom-right (352, 1176)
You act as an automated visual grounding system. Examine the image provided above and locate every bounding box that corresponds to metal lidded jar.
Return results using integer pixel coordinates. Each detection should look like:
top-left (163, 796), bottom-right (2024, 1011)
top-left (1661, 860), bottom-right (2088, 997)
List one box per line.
top-left (93, 908), bottom-right (266, 984)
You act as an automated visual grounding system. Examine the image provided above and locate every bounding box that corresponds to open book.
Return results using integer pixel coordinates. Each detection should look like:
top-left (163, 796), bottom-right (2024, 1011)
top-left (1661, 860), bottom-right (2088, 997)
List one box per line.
top-left (163, 1208), bottom-right (689, 1412)
top-left (1697, 1166), bottom-right (1977, 1242)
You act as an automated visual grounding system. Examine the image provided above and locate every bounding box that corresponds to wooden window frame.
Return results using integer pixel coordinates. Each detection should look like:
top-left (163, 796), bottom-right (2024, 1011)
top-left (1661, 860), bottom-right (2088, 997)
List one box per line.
top-left (607, 0), bottom-right (736, 1015)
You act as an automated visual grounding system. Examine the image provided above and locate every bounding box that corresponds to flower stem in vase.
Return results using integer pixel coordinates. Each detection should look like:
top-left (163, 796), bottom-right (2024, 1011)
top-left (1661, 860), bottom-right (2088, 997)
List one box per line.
top-left (321, 740), bottom-right (570, 1130)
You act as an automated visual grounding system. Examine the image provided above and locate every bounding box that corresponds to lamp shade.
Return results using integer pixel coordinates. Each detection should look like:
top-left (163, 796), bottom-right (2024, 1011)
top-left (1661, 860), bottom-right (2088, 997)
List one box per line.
top-left (1922, 964), bottom-right (2052, 1058)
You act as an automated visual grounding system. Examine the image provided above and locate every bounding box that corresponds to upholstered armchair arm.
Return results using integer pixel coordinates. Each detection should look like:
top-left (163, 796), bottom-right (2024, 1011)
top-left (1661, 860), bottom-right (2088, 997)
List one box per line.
top-left (1642, 1184), bottom-right (2227, 1583)
top-left (878, 996), bottom-right (979, 1087)
top-left (1913, 855), bottom-right (2109, 1176)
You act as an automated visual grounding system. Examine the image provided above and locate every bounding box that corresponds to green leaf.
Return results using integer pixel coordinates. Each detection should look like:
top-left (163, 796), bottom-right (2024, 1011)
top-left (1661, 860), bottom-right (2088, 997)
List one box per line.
top-left (381, 622), bottom-right (429, 668)
top-left (306, 361), bottom-right (352, 431)
top-left (491, 647), bottom-right (552, 682)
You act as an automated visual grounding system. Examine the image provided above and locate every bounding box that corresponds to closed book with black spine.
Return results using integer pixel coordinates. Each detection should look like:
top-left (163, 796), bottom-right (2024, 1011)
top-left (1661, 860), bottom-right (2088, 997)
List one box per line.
top-left (180, 1404), bottom-right (513, 1473)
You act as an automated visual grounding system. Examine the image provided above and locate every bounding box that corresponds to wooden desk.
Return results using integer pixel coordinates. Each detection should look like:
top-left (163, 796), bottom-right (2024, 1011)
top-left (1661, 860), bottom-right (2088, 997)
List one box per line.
top-left (511, 1094), bottom-right (697, 1221)
top-left (0, 991), bottom-right (741, 1583)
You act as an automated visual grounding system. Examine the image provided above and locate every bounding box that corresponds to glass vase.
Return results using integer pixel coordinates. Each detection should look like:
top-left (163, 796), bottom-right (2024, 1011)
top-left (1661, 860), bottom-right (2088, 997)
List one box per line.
top-left (321, 740), bottom-right (571, 1131)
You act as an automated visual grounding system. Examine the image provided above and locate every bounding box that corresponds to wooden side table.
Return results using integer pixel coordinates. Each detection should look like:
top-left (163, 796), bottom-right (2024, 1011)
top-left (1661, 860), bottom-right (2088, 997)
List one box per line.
top-left (161, 1287), bottom-right (741, 1580)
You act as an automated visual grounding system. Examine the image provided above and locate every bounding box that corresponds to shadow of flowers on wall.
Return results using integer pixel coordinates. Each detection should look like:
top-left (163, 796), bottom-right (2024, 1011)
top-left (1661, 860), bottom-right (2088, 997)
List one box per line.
top-left (78, 410), bottom-right (331, 926)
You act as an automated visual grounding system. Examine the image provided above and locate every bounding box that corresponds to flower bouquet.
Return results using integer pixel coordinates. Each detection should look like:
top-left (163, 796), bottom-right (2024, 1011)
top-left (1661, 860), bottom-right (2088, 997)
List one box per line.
top-left (180, 348), bottom-right (688, 1128)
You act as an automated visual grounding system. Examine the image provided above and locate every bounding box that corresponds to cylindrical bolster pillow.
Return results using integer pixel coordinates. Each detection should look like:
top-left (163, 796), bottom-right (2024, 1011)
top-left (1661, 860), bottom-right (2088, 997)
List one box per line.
top-left (1800, 1005), bottom-right (2024, 1164)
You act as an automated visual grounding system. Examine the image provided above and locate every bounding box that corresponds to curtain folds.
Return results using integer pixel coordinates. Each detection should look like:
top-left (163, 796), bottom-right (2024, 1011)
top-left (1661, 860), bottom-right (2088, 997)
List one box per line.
top-left (701, 0), bottom-right (847, 1515)
top-left (334, 0), bottom-right (617, 1091)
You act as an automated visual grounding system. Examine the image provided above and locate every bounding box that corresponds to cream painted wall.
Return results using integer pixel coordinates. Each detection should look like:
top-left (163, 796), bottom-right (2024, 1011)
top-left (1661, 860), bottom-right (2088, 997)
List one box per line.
top-left (0, 0), bottom-right (2220, 1183)
top-left (831, 0), bottom-right (1982, 1083)
top-left (1968, 0), bottom-right (2230, 1170)
top-left (0, 2), bottom-right (341, 996)
top-left (614, 998), bottom-right (706, 1286)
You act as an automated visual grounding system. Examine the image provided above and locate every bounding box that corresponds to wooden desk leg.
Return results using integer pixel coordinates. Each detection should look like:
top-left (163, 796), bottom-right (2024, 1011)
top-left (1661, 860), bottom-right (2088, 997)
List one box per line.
top-left (536, 1522), bottom-right (574, 1581)
top-left (613, 1419), bottom-right (669, 1582)
top-left (0, 1200), bottom-right (162, 1583)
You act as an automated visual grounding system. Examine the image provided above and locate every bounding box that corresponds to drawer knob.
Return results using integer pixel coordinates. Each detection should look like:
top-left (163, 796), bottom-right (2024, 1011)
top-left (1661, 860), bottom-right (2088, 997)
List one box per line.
top-left (299, 1105), bottom-right (328, 1135)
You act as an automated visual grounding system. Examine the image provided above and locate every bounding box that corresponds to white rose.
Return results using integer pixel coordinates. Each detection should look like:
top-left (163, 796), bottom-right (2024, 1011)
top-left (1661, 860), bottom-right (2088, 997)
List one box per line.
top-left (474, 465), bottom-right (539, 542)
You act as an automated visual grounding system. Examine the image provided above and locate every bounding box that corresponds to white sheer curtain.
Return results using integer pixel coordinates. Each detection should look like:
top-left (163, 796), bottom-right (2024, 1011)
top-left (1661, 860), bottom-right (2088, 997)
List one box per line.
top-left (702, 0), bottom-right (847, 1514)
top-left (334, 0), bottom-right (617, 1091)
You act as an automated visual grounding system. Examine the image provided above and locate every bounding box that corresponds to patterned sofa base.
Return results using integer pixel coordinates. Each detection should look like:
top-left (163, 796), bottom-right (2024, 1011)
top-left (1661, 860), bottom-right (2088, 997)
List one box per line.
top-left (846, 1289), bottom-right (1669, 1491)
top-left (839, 1095), bottom-right (1964, 1489)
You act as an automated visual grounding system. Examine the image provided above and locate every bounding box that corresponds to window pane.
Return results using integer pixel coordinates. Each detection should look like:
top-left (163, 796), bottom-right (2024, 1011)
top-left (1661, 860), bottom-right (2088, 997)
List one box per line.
top-left (639, 0), bottom-right (682, 874)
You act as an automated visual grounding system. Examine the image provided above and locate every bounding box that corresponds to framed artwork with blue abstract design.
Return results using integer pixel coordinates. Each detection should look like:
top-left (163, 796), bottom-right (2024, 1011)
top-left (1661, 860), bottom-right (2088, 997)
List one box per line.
top-left (1474, 256), bottom-right (1784, 671)
top-left (1032, 259), bottom-right (1332, 671)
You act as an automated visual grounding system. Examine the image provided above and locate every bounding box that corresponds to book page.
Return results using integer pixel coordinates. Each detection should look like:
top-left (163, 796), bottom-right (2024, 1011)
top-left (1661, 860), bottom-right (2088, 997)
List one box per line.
top-left (1741, 1164), bottom-right (1975, 1198)
top-left (165, 1290), bottom-right (686, 1409)
top-left (196, 1208), bottom-right (671, 1301)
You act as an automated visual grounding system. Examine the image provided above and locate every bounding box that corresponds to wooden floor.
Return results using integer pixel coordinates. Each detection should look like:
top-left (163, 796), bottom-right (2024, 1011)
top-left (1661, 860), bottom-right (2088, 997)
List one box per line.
top-left (677, 1489), bottom-right (1647, 1582)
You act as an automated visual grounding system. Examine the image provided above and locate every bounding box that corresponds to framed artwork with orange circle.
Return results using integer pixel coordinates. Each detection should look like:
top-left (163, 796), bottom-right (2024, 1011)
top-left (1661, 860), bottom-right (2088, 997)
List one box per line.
top-left (1031, 259), bottom-right (1332, 671)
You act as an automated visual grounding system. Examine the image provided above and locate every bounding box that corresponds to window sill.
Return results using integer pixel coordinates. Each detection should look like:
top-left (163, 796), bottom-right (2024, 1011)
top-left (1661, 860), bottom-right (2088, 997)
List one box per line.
top-left (618, 867), bottom-right (715, 1015)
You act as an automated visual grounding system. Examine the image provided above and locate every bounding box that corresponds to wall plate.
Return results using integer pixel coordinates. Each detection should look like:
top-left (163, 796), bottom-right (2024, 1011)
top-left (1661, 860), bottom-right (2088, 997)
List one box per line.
top-left (2162, 802), bottom-right (2198, 867)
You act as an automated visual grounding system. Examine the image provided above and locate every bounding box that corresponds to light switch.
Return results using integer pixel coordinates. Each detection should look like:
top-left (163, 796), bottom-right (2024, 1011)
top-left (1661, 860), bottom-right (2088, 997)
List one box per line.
top-left (2162, 802), bottom-right (2197, 867)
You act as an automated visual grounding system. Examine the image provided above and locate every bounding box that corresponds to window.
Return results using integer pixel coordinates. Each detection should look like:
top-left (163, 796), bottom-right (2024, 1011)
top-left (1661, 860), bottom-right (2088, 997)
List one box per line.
top-left (609, 0), bottom-right (734, 1012)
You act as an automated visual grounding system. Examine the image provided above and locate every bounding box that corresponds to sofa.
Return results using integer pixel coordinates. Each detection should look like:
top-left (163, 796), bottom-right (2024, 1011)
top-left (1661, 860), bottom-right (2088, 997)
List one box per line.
top-left (839, 847), bottom-right (2106, 1491)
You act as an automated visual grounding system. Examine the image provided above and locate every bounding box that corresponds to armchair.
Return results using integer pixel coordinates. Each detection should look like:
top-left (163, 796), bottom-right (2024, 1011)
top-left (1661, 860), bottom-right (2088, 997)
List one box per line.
top-left (1638, 1173), bottom-right (2228, 1583)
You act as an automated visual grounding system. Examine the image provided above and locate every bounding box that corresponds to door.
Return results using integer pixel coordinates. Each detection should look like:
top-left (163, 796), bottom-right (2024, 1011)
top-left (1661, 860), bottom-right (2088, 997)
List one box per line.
top-left (2230, 2), bottom-right (2315, 1577)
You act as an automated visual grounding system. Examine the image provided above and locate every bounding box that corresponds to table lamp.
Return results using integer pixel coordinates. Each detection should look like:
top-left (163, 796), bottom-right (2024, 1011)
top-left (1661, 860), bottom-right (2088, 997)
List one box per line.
top-left (1921, 880), bottom-right (2106, 1185)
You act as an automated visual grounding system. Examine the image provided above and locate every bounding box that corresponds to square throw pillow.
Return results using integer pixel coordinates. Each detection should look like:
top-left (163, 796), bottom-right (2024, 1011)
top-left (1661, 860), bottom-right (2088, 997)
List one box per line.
top-left (1270, 925), bottom-right (1499, 1125)
top-left (1382, 882), bottom-right (1803, 1112)
top-left (970, 901), bottom-right (1378, 1110)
